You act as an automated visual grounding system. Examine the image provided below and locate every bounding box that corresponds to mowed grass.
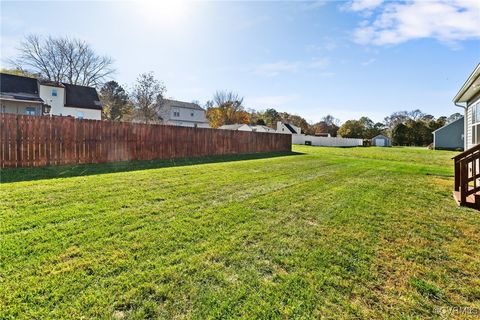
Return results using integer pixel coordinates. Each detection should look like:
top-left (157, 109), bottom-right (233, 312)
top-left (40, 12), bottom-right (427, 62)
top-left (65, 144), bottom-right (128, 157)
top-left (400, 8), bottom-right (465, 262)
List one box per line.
top-left (1, 146), bottom-right (479, 319)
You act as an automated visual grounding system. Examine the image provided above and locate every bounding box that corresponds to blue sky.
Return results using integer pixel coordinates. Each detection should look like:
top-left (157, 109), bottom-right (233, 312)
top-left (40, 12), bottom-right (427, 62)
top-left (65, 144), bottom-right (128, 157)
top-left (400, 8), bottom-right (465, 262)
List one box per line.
top-left (1, 0), bottom-right (479, 123)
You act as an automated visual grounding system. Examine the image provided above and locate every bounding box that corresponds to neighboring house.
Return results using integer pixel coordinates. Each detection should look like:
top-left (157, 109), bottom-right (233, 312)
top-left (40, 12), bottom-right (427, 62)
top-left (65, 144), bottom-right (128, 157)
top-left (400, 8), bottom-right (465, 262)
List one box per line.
top-left (0, 73), bottom-right (45, 116)
top-left (371, 134), bottom-right (391, 147)
top-left (0, 73), bottom-right (102, 120)
top-left (219, 124), bottom-right (252, 131)
top-left (255, 125), bottom-right (276, 133)
top-left (432, 116), bottom-right (464, 150)
top-left (158, 99), bottom-right (210, 128)
top-left (276, 121), bottom-right (301, 134)
top-left (219, 124), bottom-right (275, 132)
top-left (40, 81), bottom-right (102, 120)
top-left (454, 63), bottom-right (480, 150)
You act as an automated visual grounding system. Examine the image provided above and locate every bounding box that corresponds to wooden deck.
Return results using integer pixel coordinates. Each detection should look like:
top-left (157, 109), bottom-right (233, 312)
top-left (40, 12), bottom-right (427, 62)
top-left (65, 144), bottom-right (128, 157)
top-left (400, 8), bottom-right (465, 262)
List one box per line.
top-left (453, 190), bottom-right (480, 209)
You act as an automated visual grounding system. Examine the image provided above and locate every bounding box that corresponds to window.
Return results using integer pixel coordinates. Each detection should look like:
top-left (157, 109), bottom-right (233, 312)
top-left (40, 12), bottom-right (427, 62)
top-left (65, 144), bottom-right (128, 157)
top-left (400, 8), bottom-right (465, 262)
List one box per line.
top-left (173, 111), bottom-right (180, 117)
top-left (471, 101), bottom-right (480, 145)
top-left (191, 112), bottom-right (194, 117)
top-left (25, 107), bottom-right (36, 115)
top-left (51, 89), bottom-right (58, 97)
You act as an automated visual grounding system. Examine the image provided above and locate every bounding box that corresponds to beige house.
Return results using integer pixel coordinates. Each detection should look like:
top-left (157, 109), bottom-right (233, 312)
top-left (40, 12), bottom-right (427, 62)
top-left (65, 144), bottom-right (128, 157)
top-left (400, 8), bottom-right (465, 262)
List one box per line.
top-left (454, 63), bottom-right (480, 150)
top-left (158, 99), bottom-right (210, 128)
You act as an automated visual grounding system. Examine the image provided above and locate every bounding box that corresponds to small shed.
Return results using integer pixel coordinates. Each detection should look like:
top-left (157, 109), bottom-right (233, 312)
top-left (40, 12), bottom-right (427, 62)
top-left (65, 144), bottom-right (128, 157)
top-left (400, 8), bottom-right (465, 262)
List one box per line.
top-left (371, 134), bottom-right (391, 147)
top-left (432, 116), bottom-right (464, 150)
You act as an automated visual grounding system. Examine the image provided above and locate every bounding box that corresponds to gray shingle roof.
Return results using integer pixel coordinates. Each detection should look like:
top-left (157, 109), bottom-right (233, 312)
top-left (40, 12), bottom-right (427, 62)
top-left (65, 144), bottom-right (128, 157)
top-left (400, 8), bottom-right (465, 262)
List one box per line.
top-left (63, 83), bottom-right (102, 110)
top-left (163, 99), bottom-right (205, 111)
top-left (0, 73), bottom-right (44, 103)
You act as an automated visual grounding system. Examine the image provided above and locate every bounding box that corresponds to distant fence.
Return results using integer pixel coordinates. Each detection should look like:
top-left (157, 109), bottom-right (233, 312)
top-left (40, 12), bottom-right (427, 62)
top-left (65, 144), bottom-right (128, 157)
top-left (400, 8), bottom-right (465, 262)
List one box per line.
top-left (292, 134), bottom-right (363, 147)
top-left (0, 114), bottom-right (291, 168)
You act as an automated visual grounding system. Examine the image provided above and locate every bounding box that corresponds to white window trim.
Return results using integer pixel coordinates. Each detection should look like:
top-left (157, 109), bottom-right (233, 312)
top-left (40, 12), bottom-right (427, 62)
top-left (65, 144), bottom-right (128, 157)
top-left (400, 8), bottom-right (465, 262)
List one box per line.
top-left (471, 101), bottom-right (480, 145)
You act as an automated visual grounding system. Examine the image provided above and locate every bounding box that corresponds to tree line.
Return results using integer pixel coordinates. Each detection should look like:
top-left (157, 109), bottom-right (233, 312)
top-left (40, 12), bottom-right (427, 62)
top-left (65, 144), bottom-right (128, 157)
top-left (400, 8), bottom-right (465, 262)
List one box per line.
top-left (5, 34), bottom-right (461, 146)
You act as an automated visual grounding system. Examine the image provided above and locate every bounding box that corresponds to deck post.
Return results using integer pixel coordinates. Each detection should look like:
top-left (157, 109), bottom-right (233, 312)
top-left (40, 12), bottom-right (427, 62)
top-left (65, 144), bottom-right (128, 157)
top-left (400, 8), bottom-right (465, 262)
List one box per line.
top-left (460, 159), bottom-right (468, 205)
top-left (454, 160), bottom-right (460, 191)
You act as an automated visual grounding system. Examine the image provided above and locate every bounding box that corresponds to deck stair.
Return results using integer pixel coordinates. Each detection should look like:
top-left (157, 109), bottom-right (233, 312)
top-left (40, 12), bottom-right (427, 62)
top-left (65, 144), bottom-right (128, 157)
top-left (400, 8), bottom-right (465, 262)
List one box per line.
top-left (453, 144), bottom-right (480, 209)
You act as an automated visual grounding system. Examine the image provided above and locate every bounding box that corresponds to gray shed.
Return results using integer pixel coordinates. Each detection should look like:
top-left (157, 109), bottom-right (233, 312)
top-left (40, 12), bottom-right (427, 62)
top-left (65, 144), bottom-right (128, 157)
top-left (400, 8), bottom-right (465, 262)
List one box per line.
top-left (371, 134), bottom-right (391, 147)
top-left (432, 116), bottom-right (464, 151)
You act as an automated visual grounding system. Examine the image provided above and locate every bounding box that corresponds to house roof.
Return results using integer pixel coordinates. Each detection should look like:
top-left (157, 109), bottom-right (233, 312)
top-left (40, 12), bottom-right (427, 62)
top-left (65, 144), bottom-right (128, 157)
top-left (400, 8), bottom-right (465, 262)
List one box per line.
top-left (255, 125), bottom-right (275, 131)
top-left (63, 83), bottom-right (102, 110)
top-left (372, 134), bottom-right (390, 140)
top-left (283, 123), bottom-right (297, 134)
top-left (0, 73), bottom-right (44, 103)
top-left (219, 124), bottom-right (249, 130)
top-left (432, 116), bottom-right (464, 134)
top-left (163, 99), bottom-right (205, 111)
top-left (454, 63), bottom-right (480, 104)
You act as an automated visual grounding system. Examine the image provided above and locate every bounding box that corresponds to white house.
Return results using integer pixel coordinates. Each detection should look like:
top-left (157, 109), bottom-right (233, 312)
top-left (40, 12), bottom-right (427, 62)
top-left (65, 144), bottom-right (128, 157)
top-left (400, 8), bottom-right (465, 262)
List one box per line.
top-left (0, 73), bottom-right (102, 120)
top-left (454, 63), bottom-right (480, 150)
top-left (0, 73), bottom-right (45, 116)
top-left (219, 123), bottom-right (275, 132)
top-left (158, 99), bottom-right (209, 128)
top-left (276, 121), bottom-right (301, 134)
top-left (40, 81), bottom-right (102, 120)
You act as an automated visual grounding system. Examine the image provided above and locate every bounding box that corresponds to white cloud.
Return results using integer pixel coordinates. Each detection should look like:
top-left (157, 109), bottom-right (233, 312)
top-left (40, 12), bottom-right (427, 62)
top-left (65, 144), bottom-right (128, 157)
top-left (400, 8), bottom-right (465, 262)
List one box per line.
top-left (346, 0), bottom-right (384, 12)
top-left (253, 57), bottom-right (330, 77)
top-left (351, 0), bottom-right (480, 46)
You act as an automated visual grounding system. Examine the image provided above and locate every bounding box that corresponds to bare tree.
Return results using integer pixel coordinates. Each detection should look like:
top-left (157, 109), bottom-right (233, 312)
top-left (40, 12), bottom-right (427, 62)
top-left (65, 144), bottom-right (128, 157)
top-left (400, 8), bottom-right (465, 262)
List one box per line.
top-left (212, 90), bottom-right (244, 108)
top-left (130, 72), bottom-right (166, 124)
top-left (11, 34), bottom-right (114, 87)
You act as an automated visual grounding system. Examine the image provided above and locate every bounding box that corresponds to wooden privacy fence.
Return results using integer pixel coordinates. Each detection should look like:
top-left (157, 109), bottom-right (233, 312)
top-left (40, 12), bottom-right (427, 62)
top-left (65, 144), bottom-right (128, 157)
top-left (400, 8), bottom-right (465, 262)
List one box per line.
top-left (0, 114), bottom-right (291, 168)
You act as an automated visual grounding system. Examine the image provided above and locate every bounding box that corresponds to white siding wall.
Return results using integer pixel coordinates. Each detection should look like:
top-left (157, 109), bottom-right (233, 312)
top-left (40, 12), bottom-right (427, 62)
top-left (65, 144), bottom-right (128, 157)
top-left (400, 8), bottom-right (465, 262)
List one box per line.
top-left (39, 85), bottom-right (65, 116)
top-left (39, 84), bottom-right (101, 120)
top-left (292, 134), bottom-right (363, 147)
top-left (170, 107), bottom-right (207, 123)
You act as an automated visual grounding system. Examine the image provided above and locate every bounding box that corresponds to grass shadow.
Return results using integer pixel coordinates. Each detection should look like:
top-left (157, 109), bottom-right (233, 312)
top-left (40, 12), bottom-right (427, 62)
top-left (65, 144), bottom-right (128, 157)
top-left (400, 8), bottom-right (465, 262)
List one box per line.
top-left (1, 151), bottom-right (303, 184)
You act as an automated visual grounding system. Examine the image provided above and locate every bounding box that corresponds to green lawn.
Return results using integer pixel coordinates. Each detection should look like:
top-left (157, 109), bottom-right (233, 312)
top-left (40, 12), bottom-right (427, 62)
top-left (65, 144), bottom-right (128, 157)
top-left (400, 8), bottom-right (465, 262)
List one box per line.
top-left (1, 146), bottom-right (479, 319)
